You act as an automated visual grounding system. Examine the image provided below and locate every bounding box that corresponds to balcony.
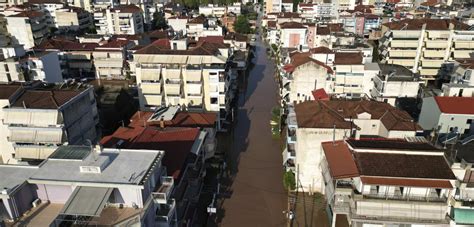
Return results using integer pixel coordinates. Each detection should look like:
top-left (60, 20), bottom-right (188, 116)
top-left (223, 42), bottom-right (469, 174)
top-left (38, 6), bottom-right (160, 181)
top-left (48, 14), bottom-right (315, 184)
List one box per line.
top-left (453, 50), bottom-right (473, 59)
top-left (14, 144), bottom-right (58, 160)
top-left (421, 59), bottom-right (444, 68)
top-left (391, 30), bottom-right (421, 39)
top-left (8, 127), bottom-right (65, 144)
top-left (454, 40), bottom-right (474, 49)
top-left (424, 50), bottom-right (445, 58)
top-left (165, 68), bottom-right (181, 80)
top-left (287, 128), bottom-right (296, 144)
top-left (142, 94), bottom-right (162, 106)
top-left (152, 177), bottom-right (174, 204)
top-left (390, 40), bottom-right (419, 48)
top-left (156, 199), bottom-right (176, 224)
top-left (141, 82), bottom-right (161, 94)
top-left (355, 193), bottom-right (447, 203)
top-left (389, 50), bottom-right (417, 58)
top-left (186, 83), bottom-right (202, 95)
top-left (425, 40), bottom-right (449, 49)
top-left (185, 68), bottom-right (202, 82)
top-left (166, 83), bottom-right (181, 96)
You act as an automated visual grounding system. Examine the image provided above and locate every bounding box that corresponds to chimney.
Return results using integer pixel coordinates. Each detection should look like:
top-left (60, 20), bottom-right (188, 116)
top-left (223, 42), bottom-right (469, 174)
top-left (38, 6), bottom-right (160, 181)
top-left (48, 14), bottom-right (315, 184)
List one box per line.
top-left (160, 116), bottom-right (165, 129)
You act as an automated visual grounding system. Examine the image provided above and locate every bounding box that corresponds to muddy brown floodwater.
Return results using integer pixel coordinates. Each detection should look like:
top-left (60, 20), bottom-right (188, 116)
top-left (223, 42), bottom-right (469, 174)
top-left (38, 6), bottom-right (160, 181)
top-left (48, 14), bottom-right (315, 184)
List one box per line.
top-left (214, 30), bottom-right (287, 227)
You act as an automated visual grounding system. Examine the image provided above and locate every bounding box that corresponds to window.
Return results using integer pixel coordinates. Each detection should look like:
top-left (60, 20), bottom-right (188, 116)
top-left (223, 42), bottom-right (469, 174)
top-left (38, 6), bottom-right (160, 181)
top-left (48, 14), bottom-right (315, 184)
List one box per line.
top-left (467, 119), bottom-right (472, 124)
top-left (211, 97), bottom-right (218, 104)
top-left (451, 117), bottom-right (455, 121)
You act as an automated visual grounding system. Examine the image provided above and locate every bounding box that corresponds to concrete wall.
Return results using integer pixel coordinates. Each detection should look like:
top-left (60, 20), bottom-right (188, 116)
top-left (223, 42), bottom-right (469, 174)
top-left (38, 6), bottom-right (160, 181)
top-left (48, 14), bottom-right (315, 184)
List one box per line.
top-left (40, 52), bottom-right (63, 83)
top-left (438, 113), bottom-right (474, 135)
top-left (289, 62), bottom-right (329, 103)
top-left (0, 99), bottom-right (15, 164)
top-left (296, 127), bottom-right (350, 193)
top-left (419, 97), bottom-right (442, 131)
top-left (6, 17), bottom-right (34, 49)
top-left (36, 184), bottom-right (74, 203)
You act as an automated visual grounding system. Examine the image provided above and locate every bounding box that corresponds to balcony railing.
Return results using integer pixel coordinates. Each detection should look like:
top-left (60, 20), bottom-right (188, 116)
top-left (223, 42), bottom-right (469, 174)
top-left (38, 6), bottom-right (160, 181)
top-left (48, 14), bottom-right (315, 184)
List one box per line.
top-left (153, 177), bottom-right (174, 204)
top-left (357, 193), bottom-right (447, 203)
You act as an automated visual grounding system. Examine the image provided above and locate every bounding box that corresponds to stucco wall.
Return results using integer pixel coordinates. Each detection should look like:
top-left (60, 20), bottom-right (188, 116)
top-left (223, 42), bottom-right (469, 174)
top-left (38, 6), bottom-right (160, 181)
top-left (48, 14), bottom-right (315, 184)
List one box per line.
top-left (419, 97), bottom-right (442, 131)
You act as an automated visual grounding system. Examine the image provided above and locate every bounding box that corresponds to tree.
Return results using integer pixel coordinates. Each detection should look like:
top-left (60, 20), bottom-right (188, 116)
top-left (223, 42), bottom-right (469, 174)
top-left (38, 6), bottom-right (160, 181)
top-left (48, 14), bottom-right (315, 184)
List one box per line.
top-left (234, 15), bottom-right (251, 34)
top-left (152, 12), bottom-right (168, 30)
top-left (283, 170), bottom-right (296, 190)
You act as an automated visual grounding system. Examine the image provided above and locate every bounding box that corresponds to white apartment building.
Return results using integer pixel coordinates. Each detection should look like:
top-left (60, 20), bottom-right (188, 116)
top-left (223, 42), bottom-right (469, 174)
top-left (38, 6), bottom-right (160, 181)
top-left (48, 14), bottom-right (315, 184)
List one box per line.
top-left (379, 18), bottom-right (474, 82)
top-left (1, 85), bottom-right (99, 164)
top-left (199, 3), bottom-right (241, 17)
top-left (0, 51), bottom-right (63, 83)
top-left (441, 59), bottom-right (474, 97)
top-left (278, 22), bottom-right (307, 49)
top-left (168, 16), bottom-right (188, 35)
top-left (371, 64), bottom-right (422, 105)
top-left (322, 139), bottom-right (455, 226)
top-left (419, 96), bottom-right (474, 135)
top-left (0, 84), bottom-right (24, 164)
top-left (29, 1), bottom-right (64, 28)
top-left (186, 16), bottom-right (223, 40)
top-left (6, 10), bottom-right (48, 49)
top-left (94, 5), bottom-right (144, 35)
top-left (297, 3), bottom-right (337, 20)
top-left (132, 40), bottom-right (233, 119)
top-left (283, 100), bottom-right (422, 193)
top-left (265, 0), bottom-right (293, 14)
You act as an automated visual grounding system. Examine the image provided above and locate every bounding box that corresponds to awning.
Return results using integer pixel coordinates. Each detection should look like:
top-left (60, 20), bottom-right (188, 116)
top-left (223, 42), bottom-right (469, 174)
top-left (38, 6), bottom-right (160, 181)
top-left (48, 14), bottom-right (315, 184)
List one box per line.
top-left (454, 208), bottom-right (474, 225)
top-left (60, 186), bottom-right (113, 217)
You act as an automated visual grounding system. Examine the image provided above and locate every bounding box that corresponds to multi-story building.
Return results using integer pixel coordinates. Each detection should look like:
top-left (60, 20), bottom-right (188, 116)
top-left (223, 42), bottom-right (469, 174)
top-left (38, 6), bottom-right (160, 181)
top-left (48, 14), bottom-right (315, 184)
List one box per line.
top-left (371, 64), bottom-right (422, 105)
top-left (132, 40), bottom-right (233, 121)
top-left (0, 51), bottom-right (63, 83)
top-left (379, 18), bottom-right (474, 82)
top-left (35, 38), bottom-right (99, 78)
top-left (0, 14), bottom-right (12, 48)
top-left (93, 38), bottom-right (133, 79)
top-left (297, 3), bottom-right (337, 21)
top-left (55, 6), bottom-right (93, 32)
top-left (441, 59), bottom-right (474, 97)
top-left (283, 100), bottom-right (422, 192)
top-left (5, 10), bottom-right (48, 49)
top-left (186, 16), bottom-right (223, 40)
top-left (0, 83), bottom-right (24, 164)
top-left (0, 145), bottom-right (170, 227)
top-left (1, 85), bottom-right (99, 164)
top-left (168, 15), bottom-right (188, 35)
top-left (278, 22), bottom-right (307, 49)
top-left (322, 138), bottom-right (455, 226)
top-left (450, 140), bottom-right (474, 226)
top-left (94, 5), bottom-right (144, 35)
top-left (419, 96), bottom-right (474, 135)
top-left (199, 3), bottom-right (241, 17)
top-left (29, 0), bottom-right (65, 28)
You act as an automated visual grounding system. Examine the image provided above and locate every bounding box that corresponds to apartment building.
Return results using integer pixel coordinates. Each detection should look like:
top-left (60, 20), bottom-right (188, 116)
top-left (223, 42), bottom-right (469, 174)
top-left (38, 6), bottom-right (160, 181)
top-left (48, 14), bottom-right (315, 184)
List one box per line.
top-left (101, 107), bottom-right (215, 225)
top-left (283, 100), bottom-right (422, 192)
top-left (322, 139), bottom-right (455, 226)
top-left (0, 50), bottom-right (62, 83)
top-left (441, 59), bottom-right (474, 97)
top-left (0, 84), bottom-right (24, 164)
top-left (1, 85), bottom-right (99, 164)
top-left (29, 0), bottom-right (65, 28)
top-left (0, 15), bottom-right (11, 48)
top-left (1, 146), bottom-right (170, 226)
top-left (297, 3), bottom-right (337, 21)
top-left (5, 10), bottom-right (48, 49)
top-left (35, 38), bottom-right (99, 78)
top-left (132, 40), bottom-right (233, 121)
top-left (265, 0), bottom-right (293, 13)
top-left (371, 64), bottom-right (422, 105)
top-left (379, 18), bottom-right (474, 82)
top-left (450, 140), bottom-right (474, 226)
top-left (419, 96), bottom-right (474, 135)
top-left (278, 22), bottom-right (307, 49)
top-left (55, 6), bottom-right (93, 32)
top-left (199, 3), bottom-right (241, 17)
top-left (94, 5), bottom-right (144, 35)
top-left (168, 15), bottom-right (188, 35)
top-left (186, 16), bottom-right (223, 40)
top-left (93, 38), bottom-right (133, 79)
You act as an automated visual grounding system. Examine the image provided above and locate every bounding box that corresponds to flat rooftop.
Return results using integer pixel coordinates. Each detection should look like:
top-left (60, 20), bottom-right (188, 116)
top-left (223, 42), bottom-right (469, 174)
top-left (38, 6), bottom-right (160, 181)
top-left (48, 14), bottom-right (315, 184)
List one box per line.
top-left (29, 149), bottom-right (162, 185)
top-left (0, 165), bottom-right (38, 196)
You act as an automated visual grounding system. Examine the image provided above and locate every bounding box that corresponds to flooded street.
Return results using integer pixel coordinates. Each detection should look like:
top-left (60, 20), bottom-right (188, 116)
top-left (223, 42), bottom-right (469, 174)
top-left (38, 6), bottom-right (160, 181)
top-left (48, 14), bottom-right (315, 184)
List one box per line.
top-left (216, 34), bottom-right (287, 226)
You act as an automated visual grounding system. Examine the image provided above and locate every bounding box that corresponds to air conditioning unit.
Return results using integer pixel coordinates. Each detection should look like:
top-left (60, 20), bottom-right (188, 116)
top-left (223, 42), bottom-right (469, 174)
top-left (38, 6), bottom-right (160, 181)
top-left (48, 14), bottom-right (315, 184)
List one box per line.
top-left (32, 198), bottom-right (41, 208)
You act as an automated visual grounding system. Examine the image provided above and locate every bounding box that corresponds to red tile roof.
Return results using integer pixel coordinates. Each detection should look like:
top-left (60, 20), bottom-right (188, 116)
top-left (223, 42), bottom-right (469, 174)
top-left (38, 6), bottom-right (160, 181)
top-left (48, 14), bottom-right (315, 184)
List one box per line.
top-left (322, 141), bottom-right (359, 179)
top-left (360, 176), bottom-right (453, 188)
top-left (434, 96), bottom-right (474, 115)
top-left (151, 38), bottom-right (171, 49)
top-left (312, 88), bottom-right (329, 101)
top-left (8, 10), bottom-right (43, 18)
top-left (129, 111), bottom-right (217, 128)
top-left (279, 22), bottom-right (306, 29)
top-left (35, 38), bottom-right (98, 51)
top-left (334, 52), bottom-right (363, 65)
top-left (285, 52), bottom-right (334, 74)
top-left (198, 36), bottom-right (224, 44)
top-left (0, 84), bottom-right (23, 100)
top-left (11, 90), bottom-right (82, 109)
top-left (134, 41), bottom-right (228, 56)
top-left (111, 4), bottom-right (141, 13)
top-left (383, 18), bottom-right (470, 31)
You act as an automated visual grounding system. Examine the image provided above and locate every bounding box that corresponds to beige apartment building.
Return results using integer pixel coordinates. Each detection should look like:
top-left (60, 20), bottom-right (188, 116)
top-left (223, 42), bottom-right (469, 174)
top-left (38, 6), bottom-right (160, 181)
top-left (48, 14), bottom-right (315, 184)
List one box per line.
top-left (55, 6), bottom-right (92, 31)
top-left (94, 4), bottom-right (144, 35)
top-left (5, 10), bottom-right (48, 49)
top-left (132, 39), bottom-right (232, 117)
top-left (379, 18), bottom-right (474, 82)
